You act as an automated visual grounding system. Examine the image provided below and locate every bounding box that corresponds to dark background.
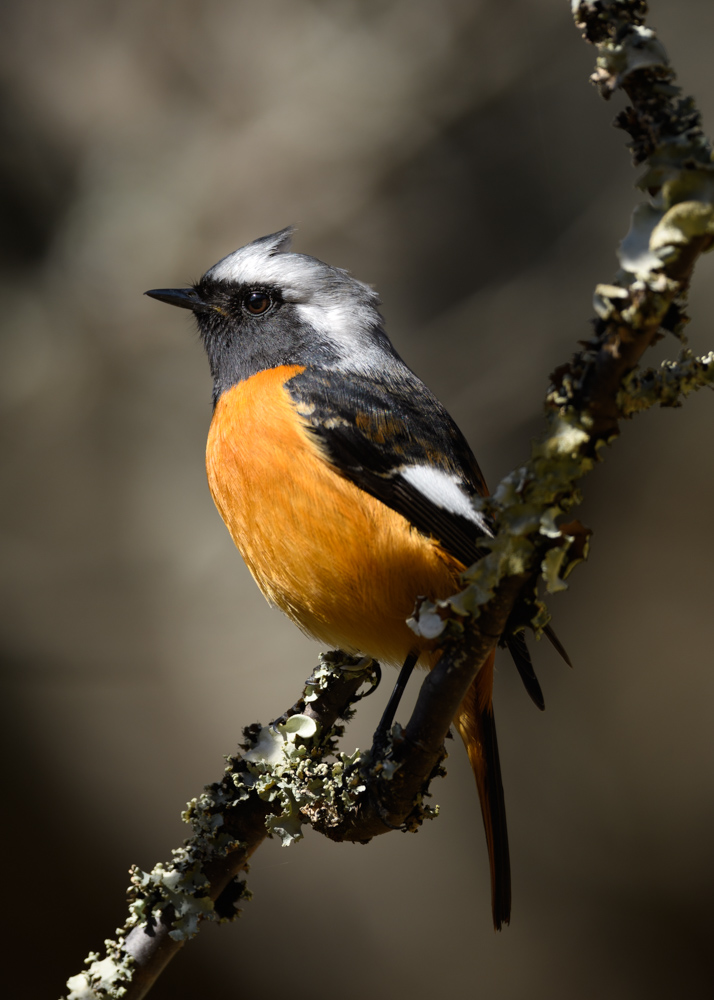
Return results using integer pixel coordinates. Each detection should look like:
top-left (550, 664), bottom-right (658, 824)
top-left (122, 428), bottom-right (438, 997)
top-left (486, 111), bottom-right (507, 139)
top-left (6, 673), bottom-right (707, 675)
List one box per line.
top-left (2, 2), bottom-right (713, 997)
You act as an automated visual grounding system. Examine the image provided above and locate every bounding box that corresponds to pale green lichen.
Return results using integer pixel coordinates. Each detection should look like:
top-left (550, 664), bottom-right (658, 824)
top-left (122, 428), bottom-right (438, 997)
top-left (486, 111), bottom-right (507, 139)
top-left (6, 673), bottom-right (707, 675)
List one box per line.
top-left (407, 607), bottom-right (447, 639)
top-left (234, 655), bottom-right (440, 840)
top-left (127, 859), bottom-right (224, 941)
top-left (237, 702), bottom-right (375, 844)
top-left (65, 940), bottom-right (134, 1000)
top-left (242, 714), bottom-right (317, 767)
top-left (593, 282), bottom-right (630, 321)
top-left (590, 21), bottom-right (669, 90)
top-left (63, 653), bottom-right (377, 998)
top-left (303, 651), bottom-right (374, 703)
top-left (409, 3), bottom-right (713, 642)
top-left (651, 199), bottom-right (714, 254)
top-left (411, 345), bottom-right (711, 641)
top-left (620, 197), bottom-right (714, 280)
top-left (618, 350), bottom-right (714, 415)
top-left (619, 203), bottom-right (669, 278)
top-left (576, 0), bottom-right (714, 295)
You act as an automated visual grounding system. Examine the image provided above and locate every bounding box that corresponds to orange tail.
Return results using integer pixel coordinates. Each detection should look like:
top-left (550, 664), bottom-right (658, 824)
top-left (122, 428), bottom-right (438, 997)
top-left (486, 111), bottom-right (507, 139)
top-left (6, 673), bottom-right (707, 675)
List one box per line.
top-left (453, 648), bottom-right (511, 930)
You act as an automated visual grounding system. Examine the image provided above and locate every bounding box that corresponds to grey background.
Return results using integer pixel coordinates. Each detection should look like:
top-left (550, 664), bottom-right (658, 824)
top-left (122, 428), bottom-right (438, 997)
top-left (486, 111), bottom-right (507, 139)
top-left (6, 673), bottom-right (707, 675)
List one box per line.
top-left (1, 2), bottom-right (713, 997)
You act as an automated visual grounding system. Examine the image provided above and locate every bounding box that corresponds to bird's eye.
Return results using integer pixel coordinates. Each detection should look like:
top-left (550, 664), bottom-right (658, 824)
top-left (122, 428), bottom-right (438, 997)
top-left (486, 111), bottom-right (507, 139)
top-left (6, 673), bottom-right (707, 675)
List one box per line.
top-left (244, 291), bottom-right (272, 315)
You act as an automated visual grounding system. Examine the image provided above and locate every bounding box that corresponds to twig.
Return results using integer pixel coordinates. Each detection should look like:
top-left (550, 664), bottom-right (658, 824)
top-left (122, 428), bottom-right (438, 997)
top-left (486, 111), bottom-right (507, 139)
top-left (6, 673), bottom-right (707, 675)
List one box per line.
top-left (66, 653), bottom-right (378, 1000)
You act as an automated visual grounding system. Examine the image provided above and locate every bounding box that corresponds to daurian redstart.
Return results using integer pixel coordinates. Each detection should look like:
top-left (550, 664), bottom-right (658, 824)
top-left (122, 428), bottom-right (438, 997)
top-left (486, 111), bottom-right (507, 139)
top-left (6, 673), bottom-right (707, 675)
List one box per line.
top-left (147, 228), bottom-right (564, 930)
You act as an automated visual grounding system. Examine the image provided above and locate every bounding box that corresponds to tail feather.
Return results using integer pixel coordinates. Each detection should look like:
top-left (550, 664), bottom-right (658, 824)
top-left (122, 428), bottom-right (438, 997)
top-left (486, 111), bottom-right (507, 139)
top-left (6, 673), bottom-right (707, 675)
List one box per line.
top-left (454, 648), bottom-right (511, 931)
top-left (504, 622), bottom-right (571, 708)
top-left (543, 623), bottom-right (572, 667)
top-left (505, 630), bottom-right (545, 711)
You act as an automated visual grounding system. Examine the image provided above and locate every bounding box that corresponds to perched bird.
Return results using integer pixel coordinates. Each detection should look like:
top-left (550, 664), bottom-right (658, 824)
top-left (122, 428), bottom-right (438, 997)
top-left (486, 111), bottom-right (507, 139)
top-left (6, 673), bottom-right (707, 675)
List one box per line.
top-left (146, 228), bottom-right (560, 929)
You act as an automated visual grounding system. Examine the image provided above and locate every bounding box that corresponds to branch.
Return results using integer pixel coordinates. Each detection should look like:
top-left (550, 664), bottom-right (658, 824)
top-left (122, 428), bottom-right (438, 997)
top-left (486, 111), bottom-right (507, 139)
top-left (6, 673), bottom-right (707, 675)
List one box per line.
top-left (409, 0), bottom-right (714, 640)
top-left (617, 348), bottom-right (714, 415)
top-left (66, 653), bottom-right (378, 1000)
top-left (311, 575), bottom-right (526, 842)
top-left (64, 3), bottom-right (713, 997)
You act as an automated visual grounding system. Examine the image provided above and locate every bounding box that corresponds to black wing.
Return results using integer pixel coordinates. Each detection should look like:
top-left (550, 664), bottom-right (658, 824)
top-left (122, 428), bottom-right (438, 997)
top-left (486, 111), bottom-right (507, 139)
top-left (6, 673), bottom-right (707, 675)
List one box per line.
top-left (287, 366), bottom-right (493, 565)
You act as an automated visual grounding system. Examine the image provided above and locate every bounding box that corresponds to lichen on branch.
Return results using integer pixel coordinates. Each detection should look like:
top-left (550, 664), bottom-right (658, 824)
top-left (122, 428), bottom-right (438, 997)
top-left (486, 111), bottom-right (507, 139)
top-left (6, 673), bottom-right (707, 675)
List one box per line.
top-left (65, 653), bottom-right (378, 1000)
top-left (406, 0), bottom-right (714, 646)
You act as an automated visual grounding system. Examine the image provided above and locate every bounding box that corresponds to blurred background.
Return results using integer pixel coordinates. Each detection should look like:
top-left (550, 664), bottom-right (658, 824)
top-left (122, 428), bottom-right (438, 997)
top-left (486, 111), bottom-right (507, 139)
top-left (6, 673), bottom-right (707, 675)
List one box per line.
top-left (2, 1), bottom-right (713, 997)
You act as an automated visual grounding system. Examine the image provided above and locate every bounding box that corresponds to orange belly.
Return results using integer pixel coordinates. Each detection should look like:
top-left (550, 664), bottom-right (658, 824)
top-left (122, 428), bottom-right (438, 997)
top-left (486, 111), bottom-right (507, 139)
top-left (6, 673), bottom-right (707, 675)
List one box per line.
top-left (206, 366), bottom-right (464, 666)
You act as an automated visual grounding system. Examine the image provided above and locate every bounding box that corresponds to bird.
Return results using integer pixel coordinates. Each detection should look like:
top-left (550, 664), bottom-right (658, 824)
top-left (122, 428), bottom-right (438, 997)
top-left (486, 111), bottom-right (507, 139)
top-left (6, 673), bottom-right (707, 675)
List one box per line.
top-left (146, 227), bottom-right (565, 930)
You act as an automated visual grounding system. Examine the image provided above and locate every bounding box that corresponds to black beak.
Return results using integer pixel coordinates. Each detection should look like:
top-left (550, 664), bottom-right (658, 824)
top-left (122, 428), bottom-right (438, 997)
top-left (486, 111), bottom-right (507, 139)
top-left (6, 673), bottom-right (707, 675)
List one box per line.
top-left (144, 287), bottom-right (213, 313)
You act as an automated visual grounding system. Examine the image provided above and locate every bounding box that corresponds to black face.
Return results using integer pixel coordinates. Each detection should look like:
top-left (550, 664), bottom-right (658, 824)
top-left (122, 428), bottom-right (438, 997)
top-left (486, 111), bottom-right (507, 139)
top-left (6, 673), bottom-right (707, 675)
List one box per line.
top-left (146, 277), bottom-right (342, 404)
top-left (146, 280), bottom-right (283, 319)
top-left (189, 279), bottom-right (284, 322)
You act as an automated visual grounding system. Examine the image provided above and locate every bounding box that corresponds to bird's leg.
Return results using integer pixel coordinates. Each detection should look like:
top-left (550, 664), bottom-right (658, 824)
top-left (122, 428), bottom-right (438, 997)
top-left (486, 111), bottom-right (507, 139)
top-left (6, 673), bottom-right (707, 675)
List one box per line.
top-left (373, 650), bottom-right (419, 746)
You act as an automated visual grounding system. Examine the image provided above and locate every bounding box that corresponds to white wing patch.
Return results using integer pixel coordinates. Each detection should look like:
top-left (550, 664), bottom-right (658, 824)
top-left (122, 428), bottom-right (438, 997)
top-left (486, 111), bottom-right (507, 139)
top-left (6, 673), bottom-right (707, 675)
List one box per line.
top-left (400, 465), bottom-right (492, 534)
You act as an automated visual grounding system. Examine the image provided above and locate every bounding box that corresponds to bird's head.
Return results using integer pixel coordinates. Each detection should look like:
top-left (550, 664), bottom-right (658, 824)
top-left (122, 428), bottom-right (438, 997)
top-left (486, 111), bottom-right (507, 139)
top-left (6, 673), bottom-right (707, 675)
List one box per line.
top-left (146, 228), bottom-right (396, 402)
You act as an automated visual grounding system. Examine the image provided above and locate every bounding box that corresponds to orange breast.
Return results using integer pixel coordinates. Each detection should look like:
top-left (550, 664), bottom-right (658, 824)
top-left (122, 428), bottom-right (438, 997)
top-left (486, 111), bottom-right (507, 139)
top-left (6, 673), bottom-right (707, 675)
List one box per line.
top-left (205, 365), bottom-right (464, 666)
